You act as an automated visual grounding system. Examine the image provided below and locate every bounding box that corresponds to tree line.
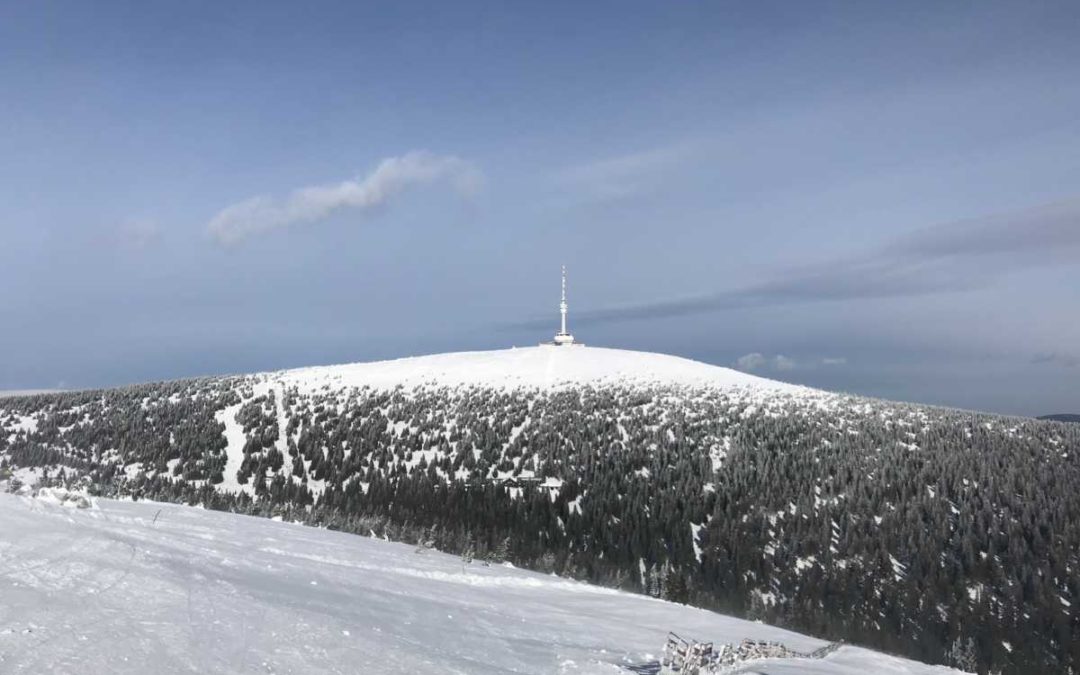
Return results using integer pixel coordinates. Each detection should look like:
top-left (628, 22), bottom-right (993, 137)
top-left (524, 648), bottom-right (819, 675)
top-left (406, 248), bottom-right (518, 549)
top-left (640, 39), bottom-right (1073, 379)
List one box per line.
top-left (2, 378), bottom-right (1077, 674)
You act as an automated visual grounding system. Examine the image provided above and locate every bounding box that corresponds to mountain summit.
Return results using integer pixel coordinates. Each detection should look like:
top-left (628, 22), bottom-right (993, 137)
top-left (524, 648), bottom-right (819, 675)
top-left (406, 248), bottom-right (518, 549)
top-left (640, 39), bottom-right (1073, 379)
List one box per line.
top-left (272, 345), bottom-right (805, 393)
top-left (1, 345), bottom-right (1077, 674)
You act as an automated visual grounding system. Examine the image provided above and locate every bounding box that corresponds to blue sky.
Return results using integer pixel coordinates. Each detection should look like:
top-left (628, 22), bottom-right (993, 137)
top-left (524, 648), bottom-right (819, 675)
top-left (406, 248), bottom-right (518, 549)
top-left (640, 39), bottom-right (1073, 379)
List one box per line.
top-left (1, 1), bottom-right (1078, 415)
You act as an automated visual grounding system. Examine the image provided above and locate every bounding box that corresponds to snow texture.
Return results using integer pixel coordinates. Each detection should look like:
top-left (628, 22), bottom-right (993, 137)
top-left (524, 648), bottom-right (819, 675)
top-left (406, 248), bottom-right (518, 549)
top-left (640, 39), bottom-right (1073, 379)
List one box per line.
top-left (272, 345), bottom-right (808, 394)
top-left (0, 494), bottom-right (964, 674)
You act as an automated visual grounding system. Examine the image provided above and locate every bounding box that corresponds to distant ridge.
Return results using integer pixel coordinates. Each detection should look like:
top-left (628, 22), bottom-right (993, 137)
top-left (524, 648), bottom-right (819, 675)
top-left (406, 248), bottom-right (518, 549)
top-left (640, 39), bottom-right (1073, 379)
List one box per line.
top-left (1038, 413), bottom-right (1080, 423)
top-left (0, 389), bottom-right (63, 399)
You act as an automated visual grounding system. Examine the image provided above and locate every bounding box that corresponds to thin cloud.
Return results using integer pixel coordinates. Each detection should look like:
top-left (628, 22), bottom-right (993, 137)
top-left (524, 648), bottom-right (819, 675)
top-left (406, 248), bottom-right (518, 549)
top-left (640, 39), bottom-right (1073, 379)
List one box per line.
top-left (889, 200), bottom-right (1080, 258)
top-left (559, 199), bottom-right (1080, 326)
top-left (735, 352), bottom-right (767, 371)
top-left (555, 141), bottom-right (698, 203)
top-left (734, 353), bottom-right (845, 373)
top-left (773, 355), bottom-right (796, 371)
top-left (207, 152), bottom-right (482, 246)
top-left (1032, 353), bottom-right (1079, 368)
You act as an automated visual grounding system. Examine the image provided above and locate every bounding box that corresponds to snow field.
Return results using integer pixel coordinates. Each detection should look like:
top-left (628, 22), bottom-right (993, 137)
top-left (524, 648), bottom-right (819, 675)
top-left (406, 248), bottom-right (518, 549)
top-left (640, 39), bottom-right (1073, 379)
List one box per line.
top-left (0, 494), bottom-right (965, 674)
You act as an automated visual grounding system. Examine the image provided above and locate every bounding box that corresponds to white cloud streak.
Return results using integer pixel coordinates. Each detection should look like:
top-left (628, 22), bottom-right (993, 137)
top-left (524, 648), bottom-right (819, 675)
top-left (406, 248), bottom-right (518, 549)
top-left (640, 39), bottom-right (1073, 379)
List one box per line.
top-left (207, 151), bottom-right (482, 246)
top-left (773, 355), bottom-right (796, 371)
top-left (735, 353), bottom-right (767, 371)
top-left (735, 353), bottom-right (847, 372)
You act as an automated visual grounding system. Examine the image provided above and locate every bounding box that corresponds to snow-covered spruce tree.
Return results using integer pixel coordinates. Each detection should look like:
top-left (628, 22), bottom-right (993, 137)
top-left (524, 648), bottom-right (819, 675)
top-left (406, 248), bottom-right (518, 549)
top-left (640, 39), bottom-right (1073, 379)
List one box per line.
top-left (2, 380), bottom-right (1078, 673)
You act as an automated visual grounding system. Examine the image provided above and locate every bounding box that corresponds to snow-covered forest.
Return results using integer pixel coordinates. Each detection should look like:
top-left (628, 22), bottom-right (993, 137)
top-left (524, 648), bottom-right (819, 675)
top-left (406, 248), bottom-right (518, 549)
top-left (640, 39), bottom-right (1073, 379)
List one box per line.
top-left (2, 346), bottom-right (1076, 674)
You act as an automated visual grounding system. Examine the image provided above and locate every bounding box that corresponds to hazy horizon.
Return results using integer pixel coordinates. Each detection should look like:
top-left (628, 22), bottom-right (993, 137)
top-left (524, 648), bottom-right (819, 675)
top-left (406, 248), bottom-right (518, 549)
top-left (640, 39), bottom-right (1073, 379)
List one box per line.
top-left (2, 1), bottom-right (1078, 416)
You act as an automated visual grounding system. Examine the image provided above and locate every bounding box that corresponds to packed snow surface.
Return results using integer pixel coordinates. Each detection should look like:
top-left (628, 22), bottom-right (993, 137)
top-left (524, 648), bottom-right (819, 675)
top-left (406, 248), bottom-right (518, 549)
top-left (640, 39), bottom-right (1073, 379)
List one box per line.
top-left (274, 345), bottom-right (805, 393)
top-left (0, 494), bottom-right (962, 674)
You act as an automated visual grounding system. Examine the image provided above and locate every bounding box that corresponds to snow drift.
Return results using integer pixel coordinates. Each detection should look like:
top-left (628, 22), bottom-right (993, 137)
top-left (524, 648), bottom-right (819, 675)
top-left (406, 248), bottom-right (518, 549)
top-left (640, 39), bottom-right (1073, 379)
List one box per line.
top-left (0, 493), bottom-right (963, 674)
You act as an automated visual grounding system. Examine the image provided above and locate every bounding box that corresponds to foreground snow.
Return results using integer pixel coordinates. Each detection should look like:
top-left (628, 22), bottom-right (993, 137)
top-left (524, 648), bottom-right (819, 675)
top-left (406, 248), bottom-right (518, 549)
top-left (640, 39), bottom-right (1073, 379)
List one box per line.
top-left (273, 345), bottom-right (807, 393)
top-left (0, 494), bottom-right (961, 674)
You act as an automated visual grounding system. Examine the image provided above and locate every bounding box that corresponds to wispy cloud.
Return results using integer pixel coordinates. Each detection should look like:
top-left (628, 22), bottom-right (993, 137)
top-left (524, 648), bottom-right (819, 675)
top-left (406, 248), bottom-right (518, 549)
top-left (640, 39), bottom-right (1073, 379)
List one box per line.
top-left (735, 352), bottom-right (767, 371)
top-left (773, 355), bottom-right (796, 371)
top-left (1032, 352), bottom-right (1079, 368)
top-left (734, 353), bottom-right (846, 372)
top-left (554, 141), bottom-right (698, 203)
top-left (734, 353), bottom-right (795, 372)
top-left (207, 152), bottom-right (482, 246)
top-left (563, 199), bottom-right (1080, 325)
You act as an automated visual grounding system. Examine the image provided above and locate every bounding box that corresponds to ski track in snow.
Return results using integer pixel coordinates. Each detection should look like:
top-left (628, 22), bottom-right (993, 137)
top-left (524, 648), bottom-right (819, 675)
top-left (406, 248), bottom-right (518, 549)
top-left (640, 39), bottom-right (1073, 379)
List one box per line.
top-left (215, 402), bottom-right (251, 497)
top-left (0, 494), bottom-right (964, 675)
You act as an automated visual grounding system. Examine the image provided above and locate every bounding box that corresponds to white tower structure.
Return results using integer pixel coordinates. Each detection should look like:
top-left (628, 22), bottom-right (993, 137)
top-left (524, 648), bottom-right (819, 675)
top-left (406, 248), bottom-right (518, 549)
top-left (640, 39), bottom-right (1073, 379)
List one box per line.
top-left (553, 265), bottom-right (576, 345)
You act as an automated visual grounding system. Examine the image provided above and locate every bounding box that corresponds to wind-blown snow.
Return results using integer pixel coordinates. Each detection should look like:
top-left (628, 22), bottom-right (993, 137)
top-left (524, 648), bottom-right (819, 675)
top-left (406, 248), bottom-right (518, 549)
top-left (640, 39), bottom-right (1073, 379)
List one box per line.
top-left (0, 494), bottom-right (962, 674)
top-left (274, 345), bottom-right (807, 393)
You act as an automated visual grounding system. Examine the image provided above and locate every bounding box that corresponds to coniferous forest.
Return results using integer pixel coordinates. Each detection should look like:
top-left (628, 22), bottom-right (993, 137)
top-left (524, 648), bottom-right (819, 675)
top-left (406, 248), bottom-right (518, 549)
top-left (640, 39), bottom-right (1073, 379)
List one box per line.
top-left (2, 376), bottom-right (1077, 674)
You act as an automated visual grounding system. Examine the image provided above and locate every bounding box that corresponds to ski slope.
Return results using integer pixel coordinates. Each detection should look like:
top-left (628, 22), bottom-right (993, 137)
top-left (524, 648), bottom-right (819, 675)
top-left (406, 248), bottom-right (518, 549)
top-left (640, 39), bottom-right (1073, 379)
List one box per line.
top-left (0, 494), bottom-right (963, 674)
top-left (273, 345), bottom-right (807, 394)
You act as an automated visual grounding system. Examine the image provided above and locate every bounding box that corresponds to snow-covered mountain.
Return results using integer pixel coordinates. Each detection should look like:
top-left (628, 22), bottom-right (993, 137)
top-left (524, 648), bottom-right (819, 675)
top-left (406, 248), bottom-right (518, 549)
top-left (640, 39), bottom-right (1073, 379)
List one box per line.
top-left (1, 345), bottom-right (1077, 674)
top-left (271, 345), bottom-right (807, 393)
top-left (0, 492), bottom-right (963, 674)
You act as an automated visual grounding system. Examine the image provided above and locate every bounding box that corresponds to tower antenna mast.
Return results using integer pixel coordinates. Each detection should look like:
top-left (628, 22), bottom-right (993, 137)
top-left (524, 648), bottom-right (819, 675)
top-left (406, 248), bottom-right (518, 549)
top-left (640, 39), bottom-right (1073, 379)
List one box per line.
top-left (553, 265), bottom-right (576, 345)
top-left (560, 265), bottom-right (568, 336)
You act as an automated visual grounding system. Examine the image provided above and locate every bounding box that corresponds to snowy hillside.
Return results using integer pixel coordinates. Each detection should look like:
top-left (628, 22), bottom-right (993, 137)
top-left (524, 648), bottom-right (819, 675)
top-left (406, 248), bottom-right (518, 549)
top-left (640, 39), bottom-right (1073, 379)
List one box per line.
top-left (271, 345), bottom-right (807, 393)
top-left (1, 346), bottom-right (1077, 674)
top-left (0, 493), bottom-right (962, 675)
